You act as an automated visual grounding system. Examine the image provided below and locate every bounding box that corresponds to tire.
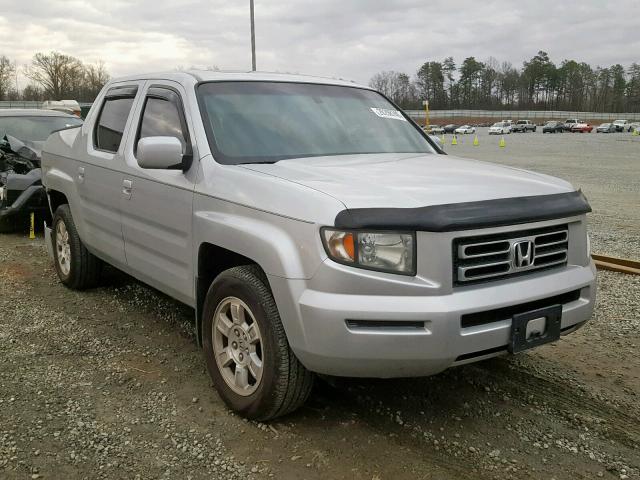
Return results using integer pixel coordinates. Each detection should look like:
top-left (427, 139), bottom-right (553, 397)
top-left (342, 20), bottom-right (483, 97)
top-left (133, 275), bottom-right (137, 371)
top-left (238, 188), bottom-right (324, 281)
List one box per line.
top-left (0, 216), bottom-right (16, 233)
top-left (52, 204), bottom-right (102, 289)
top-left (202, 265), bottom-right (314, 420)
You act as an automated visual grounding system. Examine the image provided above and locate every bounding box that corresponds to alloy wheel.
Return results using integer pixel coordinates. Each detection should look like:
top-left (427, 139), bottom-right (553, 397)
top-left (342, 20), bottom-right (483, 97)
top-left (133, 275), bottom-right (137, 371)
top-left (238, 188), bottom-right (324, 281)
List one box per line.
top-left (212, 297), bottom-right (264, 396)
top-left (55, 220), bottom-right (71, 276)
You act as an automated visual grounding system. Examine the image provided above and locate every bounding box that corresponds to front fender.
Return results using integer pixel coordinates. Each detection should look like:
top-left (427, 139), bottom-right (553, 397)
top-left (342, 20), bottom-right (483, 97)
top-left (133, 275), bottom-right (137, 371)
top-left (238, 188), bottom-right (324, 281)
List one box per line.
top-left (193, 193), bottom-right (325, 280)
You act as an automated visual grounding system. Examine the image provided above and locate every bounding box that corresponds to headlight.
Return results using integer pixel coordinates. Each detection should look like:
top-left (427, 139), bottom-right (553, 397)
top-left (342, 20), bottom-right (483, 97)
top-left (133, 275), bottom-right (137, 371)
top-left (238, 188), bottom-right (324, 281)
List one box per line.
top-left (321, 228), bottom-right (416, 275)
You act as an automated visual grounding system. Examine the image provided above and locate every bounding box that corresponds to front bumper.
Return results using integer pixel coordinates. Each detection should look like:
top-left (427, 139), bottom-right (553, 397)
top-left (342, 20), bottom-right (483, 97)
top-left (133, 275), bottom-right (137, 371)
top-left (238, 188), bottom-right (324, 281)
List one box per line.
top-left (0, 185), bottom-right (47, 220)
top-left (270, 260), bottom-right (596, 378)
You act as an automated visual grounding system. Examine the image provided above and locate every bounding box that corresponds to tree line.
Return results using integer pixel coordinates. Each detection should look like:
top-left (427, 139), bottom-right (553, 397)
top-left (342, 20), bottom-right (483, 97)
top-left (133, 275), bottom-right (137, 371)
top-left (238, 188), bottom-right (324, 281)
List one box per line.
top-left (370, 51), bottom-right (640, 113)
top-left (0, 51), bottom-right (109, 102)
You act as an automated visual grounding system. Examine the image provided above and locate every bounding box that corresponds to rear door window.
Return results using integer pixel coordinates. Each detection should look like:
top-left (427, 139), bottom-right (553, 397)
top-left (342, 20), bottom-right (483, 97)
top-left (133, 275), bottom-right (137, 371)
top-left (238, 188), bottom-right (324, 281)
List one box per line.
top-left (94, 87), bottom-right (137, 153)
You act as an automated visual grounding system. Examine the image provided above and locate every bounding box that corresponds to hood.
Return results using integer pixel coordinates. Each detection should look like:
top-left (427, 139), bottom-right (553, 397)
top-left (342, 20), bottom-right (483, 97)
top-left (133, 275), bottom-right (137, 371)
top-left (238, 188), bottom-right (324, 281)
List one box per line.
top-left (240, 153), bottom-right (575, 209)
top-left (5, 135), bottom-right (42, 160)
top-left (1, 135), bottom-right (42, 176)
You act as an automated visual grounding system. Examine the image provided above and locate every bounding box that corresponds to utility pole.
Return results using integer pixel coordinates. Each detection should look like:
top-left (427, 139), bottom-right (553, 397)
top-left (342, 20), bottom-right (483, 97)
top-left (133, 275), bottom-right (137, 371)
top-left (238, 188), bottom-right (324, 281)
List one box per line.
top-left (250, 0), bottom-right (256, 71)
top-left (14, 62), bottom-right (19, 98)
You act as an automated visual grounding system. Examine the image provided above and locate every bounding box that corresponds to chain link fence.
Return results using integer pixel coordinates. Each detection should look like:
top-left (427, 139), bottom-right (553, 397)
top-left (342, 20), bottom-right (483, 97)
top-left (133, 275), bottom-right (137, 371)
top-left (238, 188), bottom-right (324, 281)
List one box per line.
top-left (406, 109), bottom-right (640, 122)
top-left (0, 101), bottom-right (93, 110)
top-left (0, 101), bottom-right (42, 109)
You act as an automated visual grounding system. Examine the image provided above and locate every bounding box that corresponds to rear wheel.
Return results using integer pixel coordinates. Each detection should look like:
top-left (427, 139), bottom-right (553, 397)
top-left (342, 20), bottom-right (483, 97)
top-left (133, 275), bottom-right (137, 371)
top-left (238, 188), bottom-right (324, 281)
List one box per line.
top-left (202, 265), bottom-right (314, 420)
top-left (52, 205), bottom-right (102, 289)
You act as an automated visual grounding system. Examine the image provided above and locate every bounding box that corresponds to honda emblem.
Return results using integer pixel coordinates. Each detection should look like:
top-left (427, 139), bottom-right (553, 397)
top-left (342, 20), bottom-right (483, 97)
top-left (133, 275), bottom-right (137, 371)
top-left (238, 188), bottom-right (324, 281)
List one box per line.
top-left (512, 240), bottom-right (535, 269)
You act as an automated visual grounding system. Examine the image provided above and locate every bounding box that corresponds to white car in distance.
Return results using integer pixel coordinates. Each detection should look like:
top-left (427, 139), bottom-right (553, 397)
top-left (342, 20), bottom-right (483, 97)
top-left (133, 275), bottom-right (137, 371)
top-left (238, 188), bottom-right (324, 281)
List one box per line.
top-left (454, 125), bottom-right (476, 134)
top-left (488, 121), bottom-right (511, 135)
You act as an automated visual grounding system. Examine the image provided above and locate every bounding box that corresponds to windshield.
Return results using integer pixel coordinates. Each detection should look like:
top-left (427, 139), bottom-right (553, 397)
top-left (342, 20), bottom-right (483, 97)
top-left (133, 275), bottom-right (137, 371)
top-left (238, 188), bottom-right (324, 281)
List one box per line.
top-left (0, 115), bottom-right (82, 142)
top-left (198, 81), bottom-right (435, 164)
top-left (492, 122), bottom-right (503, 127)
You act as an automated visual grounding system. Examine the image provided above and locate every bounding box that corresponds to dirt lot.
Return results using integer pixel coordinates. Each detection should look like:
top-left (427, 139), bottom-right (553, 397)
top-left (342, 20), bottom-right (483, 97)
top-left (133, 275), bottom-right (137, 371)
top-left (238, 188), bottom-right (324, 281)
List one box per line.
top-left (1, 132), bottom-right (639, 479)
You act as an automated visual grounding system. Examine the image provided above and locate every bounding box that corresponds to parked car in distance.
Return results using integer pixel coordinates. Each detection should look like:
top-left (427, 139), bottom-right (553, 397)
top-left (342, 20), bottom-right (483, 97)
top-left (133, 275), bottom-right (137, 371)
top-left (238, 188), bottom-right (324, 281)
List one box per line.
top-left (542, 121), bottom-right (564, 133)
top-left (563, 119), bottom-right (581, 131)
top-left (429, 125), bottom-right (445, 134)
top-left (596, 123), bottom-right (616, 133)
top-left (488, 121), bottom-right (511, 135)
top-left (0, 109), bottom-right (82, 232)
top-left (626, 122), bottom-right (640, 133)
top-left (571, 123), bottom-right (593, 133)
top-left (511, 120), bottom-right (537, 133)
top-left (454, 125), bottom-right (476, 134)
top-left (42, 100), bottom-right (82, 117)
top-left (443, 124), bottom-right (458, 134)
top-left (612, 119), bottom-right (628, 132)
top-left (41, 71), bottom-right (596, 420)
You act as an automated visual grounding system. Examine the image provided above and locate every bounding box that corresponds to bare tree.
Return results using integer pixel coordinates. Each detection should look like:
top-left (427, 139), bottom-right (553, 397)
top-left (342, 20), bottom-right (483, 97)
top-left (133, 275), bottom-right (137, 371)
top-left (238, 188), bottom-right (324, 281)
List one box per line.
top-left (370, 70), bottom-right (418, 107)
top-left (25, 51), bottom-right (83, 99)
top-left (81, 61), bottom-right (110, 100)
top-left (0, 55), bottom-right (16, 100)
top-left (21, 84), bottom-right (44, 101)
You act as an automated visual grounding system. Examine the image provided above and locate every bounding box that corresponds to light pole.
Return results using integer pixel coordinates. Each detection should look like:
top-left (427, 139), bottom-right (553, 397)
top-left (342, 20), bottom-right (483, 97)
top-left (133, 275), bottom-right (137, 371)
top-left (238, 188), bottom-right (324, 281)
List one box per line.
top-left (250, 0), bottom-right (256, 71)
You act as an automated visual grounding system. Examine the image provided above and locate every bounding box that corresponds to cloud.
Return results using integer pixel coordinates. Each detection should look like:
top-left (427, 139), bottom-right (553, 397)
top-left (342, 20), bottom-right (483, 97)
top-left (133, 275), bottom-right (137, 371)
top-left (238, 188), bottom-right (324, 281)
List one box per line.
top-left (0, 0), bottom-right (638, 90)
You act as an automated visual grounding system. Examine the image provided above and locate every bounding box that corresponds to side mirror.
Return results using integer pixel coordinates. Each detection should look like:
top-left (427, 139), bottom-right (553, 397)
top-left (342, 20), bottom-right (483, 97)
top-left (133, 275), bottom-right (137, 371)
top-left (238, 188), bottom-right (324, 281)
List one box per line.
top-left (137, 136), bottom-right (183, 169)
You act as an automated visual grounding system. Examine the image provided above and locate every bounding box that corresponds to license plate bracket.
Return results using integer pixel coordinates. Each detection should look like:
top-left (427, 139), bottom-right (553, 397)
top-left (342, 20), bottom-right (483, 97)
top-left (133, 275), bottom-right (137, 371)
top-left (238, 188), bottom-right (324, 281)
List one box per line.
top-left (509, 304), bottom-right (562, 354)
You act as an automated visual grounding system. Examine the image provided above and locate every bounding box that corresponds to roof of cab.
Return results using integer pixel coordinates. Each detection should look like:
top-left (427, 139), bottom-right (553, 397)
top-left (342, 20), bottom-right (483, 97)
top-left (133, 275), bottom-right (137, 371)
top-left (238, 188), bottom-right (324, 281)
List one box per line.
top-left (107, 70), bottom-right (370, 90)
top-left (0, 109), bottom-right (79, 118)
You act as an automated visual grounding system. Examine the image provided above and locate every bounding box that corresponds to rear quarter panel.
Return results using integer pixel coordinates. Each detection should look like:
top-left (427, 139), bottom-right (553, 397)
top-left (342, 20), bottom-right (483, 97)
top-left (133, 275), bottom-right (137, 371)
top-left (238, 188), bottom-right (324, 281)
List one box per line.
top-left (42, 127), bottom-right (85, 228)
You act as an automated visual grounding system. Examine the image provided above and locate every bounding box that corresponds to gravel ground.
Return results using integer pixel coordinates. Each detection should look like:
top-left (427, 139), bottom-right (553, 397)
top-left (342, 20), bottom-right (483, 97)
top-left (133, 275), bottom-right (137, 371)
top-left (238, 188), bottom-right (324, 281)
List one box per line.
top-left (442, 128), bottom-right (640, 259)
top-left (1, 135), bottom-right (639, 479)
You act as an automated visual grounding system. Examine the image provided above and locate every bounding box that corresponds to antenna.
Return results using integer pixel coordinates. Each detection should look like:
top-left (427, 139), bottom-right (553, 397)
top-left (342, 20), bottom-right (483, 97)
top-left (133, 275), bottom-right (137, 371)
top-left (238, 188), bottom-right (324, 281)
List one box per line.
top-left (250, 0), bottom-right (256, 71)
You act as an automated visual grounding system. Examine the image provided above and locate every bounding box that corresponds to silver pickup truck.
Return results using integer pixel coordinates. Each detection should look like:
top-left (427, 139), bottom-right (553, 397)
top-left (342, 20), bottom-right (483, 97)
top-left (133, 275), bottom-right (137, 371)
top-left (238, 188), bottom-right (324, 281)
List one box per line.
top-left (511, 120), bottom-right (537, 133)
top-left (42, 71), bottom-right (596, 420)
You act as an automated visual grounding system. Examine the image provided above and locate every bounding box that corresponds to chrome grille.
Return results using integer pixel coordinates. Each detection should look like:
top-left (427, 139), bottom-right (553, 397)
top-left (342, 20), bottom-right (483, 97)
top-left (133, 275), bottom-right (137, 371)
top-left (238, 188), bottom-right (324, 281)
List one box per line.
top-left (453, 225), bottom-right (569, 284)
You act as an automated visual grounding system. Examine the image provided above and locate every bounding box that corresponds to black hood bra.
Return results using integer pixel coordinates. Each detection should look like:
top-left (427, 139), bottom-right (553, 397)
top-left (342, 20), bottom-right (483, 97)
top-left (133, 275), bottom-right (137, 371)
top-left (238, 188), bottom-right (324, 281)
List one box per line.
top-left (334, 190), bottom-right (592, 232)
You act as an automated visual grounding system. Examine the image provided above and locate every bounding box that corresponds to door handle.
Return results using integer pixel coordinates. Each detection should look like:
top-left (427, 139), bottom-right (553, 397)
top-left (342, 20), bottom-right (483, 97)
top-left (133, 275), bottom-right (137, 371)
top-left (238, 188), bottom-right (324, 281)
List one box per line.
top-left (77, 166), bottom-right (85, 183)
top-left (122, 179), bottom-right (133, 199)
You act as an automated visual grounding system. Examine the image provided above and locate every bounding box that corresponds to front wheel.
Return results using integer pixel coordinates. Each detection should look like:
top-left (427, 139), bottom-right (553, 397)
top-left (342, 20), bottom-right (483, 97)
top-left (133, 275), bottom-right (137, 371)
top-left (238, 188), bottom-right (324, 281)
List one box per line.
top-left (202, 265), bottom-right (314, 420)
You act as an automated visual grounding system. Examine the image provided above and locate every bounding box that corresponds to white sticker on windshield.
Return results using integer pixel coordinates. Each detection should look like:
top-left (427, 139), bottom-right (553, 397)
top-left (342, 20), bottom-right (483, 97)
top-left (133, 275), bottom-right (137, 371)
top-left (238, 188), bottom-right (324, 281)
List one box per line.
top-left (370, 107), bottom-right (406, 121)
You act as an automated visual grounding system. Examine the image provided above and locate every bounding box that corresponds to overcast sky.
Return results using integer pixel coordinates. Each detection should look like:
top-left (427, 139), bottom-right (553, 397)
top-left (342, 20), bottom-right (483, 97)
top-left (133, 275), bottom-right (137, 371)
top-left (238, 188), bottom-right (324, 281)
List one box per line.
top-left (1, 0), bottom-right (639, 88)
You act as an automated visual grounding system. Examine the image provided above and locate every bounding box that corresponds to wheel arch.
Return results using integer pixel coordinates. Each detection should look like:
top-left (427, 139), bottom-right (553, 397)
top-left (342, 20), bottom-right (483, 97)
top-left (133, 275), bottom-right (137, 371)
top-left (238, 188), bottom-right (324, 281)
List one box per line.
top-left (46, 189), bottom-right (69, 225)
top-left (196, 242), bottom-right (266, 346)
